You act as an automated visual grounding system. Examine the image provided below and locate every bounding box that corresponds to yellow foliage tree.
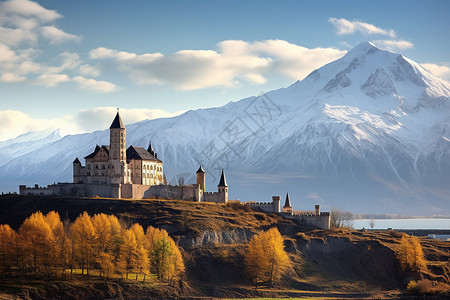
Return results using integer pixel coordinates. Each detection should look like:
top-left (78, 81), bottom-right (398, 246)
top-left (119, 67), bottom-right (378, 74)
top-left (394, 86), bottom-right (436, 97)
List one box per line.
top-left (117, 229), bottom-right (138, 279)
top-left (244, 228), bottom-right (291, 287)
top-left (19, 211), bottom-right (54, 276)
top-left (71, 212), bottom-right (96, 276)
top-left (0, 224), bottom-right (17, 278)
top-left (151, 235), bottom-right (184, 282)
top-left (398, 235), bottom-right (427, 272)
top-left (44, 211), bottom-right (66, 277)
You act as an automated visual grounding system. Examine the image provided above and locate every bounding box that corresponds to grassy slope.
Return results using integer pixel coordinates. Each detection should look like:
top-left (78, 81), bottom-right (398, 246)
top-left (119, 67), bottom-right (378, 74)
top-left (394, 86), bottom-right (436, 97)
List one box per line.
top-left (0, 195), bottom-right (449, 299)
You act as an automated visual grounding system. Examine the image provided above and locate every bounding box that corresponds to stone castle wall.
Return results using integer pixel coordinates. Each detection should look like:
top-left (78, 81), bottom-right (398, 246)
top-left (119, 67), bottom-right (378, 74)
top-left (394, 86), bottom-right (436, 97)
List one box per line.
top-left (20, 183), bottom-right (121, 198)
top-left (202, 191), bottom-right (226, 203)
top-left (286, 212), bottom-right (331, 230)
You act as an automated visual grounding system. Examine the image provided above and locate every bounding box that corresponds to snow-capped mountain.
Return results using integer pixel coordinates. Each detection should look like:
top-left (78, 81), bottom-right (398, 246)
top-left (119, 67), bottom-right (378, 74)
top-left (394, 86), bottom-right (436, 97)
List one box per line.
top-left (1, 42), bottom-right (449, 215)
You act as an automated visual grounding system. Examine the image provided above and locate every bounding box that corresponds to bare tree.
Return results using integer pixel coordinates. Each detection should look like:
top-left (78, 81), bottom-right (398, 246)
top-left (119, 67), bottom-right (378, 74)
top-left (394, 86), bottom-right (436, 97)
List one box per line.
top-left (330, 208), bottom-right (353, 229)
top-left (369, 218), bottom-right (375, 230)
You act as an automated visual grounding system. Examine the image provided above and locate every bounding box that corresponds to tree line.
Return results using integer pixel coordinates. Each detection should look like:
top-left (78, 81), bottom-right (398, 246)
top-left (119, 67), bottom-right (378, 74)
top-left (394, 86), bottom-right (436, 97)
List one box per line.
top-left (0, 211), bottom-right (184, 282)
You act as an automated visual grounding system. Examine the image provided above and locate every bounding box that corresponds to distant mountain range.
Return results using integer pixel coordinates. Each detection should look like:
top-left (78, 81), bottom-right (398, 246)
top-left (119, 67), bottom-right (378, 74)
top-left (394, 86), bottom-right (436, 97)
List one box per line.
top-left (1, 42), bottom-right (449, 215)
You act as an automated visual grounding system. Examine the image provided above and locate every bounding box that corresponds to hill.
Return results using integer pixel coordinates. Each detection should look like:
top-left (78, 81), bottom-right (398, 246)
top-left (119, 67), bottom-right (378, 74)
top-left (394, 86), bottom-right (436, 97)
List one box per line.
top-left (0, 195), bottom-right (449, 299)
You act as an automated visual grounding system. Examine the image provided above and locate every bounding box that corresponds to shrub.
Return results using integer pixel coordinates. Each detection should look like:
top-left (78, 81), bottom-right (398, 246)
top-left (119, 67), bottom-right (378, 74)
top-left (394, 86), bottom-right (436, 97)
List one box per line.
top-left (295, 232), bottom-right (309, 241)
top-left (388, 229), bottom-right (404, 238)
top-left (407, 279), bottom-right (449, 294)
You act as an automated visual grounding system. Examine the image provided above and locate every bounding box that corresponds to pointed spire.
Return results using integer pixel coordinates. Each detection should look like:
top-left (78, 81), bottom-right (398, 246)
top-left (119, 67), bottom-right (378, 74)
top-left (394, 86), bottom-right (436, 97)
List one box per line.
top-left (73, 157), bottom-right (81, 164)
top-left (196, 165), bottom-right (205, 173)
top-left (147, 142), bottom-right (155, 156)
top-left (284, 192), bottom-right (292, 208)
top-left (109, 110), bottom-right (125, 129)
top-left (217, 169), bottom-right (228, 187)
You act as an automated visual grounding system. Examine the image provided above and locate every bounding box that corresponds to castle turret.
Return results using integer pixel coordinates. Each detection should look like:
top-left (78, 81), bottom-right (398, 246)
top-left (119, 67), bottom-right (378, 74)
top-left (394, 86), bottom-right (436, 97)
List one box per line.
top-left (217, 169), bottom-right (228, 203)
top-left (196, 165), bottom-right (205, 192)
top-left (283, 192), bottom-right (293, 214)
top-left (147, 142), bottom-right (155, 156)
top-left (73, 157), bottom-right (82, 183)
top-left (109, 109), bottom-right (127, 184)
top-left (272, 196), bottom-right (281, 213)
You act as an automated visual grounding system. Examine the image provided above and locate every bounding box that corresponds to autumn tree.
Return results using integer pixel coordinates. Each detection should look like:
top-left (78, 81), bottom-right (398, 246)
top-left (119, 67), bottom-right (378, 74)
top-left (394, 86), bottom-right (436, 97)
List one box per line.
top-left (117, 229), bottom-right (138, 279)
top-left (244, 228), bottom-right (291, 287)
top-left (45, 211), bottom-right (66, 277)
top-left (18, 211), bottom-right (54, 276)
top-left (145, 226), bottom-right (184, 282)
top-left (398, 235), bottom-right (427, 273)
top-left (0, 224), bottom-right (17, 278)
top-left (71, 212), bottom-right (96, 276)
top-left (152, 236), bottom-right (184, 282)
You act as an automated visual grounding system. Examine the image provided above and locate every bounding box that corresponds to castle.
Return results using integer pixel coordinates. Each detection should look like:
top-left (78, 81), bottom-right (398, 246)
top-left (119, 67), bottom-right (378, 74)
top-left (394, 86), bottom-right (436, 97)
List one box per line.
top-left (247, 193), bottom-right (330, 230)
top-left (19, 110), bottom-right (329, 229)
top-left (20, 110), bottom-right (228, 203)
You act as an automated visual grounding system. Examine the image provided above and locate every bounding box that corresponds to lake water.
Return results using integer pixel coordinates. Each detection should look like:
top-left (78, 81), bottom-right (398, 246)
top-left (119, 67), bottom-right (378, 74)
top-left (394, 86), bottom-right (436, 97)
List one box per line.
top-left (353, 218), bottom-right (450, 230)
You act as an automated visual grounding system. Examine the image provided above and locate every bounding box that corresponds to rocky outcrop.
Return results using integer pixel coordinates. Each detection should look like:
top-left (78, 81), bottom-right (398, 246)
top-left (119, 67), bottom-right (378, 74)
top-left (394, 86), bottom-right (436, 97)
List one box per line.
top-left (176, 228), bottom-right (256, 249)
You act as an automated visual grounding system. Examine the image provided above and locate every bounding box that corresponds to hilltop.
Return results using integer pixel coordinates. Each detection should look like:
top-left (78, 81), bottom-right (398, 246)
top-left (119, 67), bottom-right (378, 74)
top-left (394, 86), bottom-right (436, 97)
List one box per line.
top-left (0, 194), bottom-right (449, 299)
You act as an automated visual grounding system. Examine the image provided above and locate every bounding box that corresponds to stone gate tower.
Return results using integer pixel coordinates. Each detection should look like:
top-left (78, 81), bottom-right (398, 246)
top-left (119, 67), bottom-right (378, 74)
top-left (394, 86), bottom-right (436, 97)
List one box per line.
top-left (217, 169), bottom-right (228, 202)
top-left (109, 109), bottom-right (127, 184)
top-left (196, 165), bottom-right (205, 191)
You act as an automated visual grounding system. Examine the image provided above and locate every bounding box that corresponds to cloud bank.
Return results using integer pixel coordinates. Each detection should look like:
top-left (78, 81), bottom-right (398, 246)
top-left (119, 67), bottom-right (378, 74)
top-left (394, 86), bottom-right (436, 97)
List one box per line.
top-left (329, 17), bottom-right (414, 51)
top-left (0, 107), bottom-right (184, 141)
top-left (90, 39), bottom-right (346, 90)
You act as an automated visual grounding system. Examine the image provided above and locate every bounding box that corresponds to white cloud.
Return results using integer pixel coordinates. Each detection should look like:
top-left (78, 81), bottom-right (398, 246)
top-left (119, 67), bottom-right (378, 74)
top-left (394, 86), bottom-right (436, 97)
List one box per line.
top-left (89, 39), bottom-right (346, 90)
top-left (0, 0), bottom-right (61, 22)
top-left (0, 107), bottom-right (184, 141)
top-left (73, 76), bottom-right (119, 93)
top-left (34, 73), bottom-right (69, 87)
top-left (1, 72), bottom-right (26, 82)
top-left (79, 64), bottom-right (100, 77)
top-left (0, 0), bottom-right (79, 46)
top-left (329, 18), bottom-right (396, 37)
top-left (372, 39), bottom-right (414, 50)
top-left (421, 63), bottom-right (450, 80)
top-left (41, 25), bottom-right (81, 44)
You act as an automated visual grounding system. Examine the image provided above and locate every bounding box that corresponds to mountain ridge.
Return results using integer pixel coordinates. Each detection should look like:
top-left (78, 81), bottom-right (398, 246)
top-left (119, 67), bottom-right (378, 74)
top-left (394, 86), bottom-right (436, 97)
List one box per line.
top-left (1, 42), bottom-right (449, 215)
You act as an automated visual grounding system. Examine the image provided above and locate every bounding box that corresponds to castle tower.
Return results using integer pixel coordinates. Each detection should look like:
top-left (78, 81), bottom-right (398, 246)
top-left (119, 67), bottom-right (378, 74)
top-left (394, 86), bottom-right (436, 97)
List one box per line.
top-left (147, 142), bottom-right (155, 156)
top-left (283, 192), bottom-right (293, 214)
top-left (196, 165), bottom-right (205, 191)
top-left (73, 157), bottom-right (82, 183)
top-left (272, 196), bottom-right (281, 213)
top-left (217, 169), bottom-right (228, 203)
top-left (109, 109), bottom-right (127, 184)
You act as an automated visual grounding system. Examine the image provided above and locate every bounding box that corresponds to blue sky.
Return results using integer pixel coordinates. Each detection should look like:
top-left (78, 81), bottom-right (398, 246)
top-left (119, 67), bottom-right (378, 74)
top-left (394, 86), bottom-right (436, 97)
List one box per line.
top-left (0, 0), bottom-right (449, 140)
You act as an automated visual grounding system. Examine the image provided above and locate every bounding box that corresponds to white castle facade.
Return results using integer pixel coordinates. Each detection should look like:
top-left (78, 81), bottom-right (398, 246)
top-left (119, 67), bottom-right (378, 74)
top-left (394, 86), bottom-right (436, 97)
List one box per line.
top-left (20, 111), bottom-right (228, 203)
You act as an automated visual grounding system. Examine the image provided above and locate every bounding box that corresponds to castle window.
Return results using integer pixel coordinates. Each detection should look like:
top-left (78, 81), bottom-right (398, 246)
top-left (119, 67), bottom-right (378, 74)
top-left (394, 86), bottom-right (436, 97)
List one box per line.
top-left (102, 171), bottom-right (106, 176)
top-left (150, 174), bottom-right (153, 178)
top-left (150, 165), bottom-right (153, 170)
top-left (87, 165), bottom-right (91, 170)
top-left (87, 171), bottom-right (91, 176)
top-left (94, 164), bottom-right (98, 169)
top-left (102, 165), bottom-right (105, 169)
top-left (94, 172), bottom-right (98, 176)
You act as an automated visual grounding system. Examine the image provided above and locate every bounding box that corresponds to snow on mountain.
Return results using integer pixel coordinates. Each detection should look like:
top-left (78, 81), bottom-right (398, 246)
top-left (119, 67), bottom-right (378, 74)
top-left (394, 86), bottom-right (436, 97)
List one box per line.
top-left (1, 42), bottom-right (449, 215)
top-left (0, 129), bottom-right (62, 167)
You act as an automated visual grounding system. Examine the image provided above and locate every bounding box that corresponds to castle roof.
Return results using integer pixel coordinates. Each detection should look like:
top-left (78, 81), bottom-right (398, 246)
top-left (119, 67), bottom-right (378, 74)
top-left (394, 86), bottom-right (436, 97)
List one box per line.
top-left (127, 145), bottom-right (162, 162)
top-left (217, 169), bottom-right (228, 187)
top-left (110, 112), bottom-right (125, 129)
top-left (73, 157), bottom-right (81, 164)
top-left (147, 142), bottom-right (155, 156)
top-left (196, 165), bottom-right (205, 173)
top-left (85, 145), bottom-right (110, 159)
top-left (284, 192), bottom-right (292, 208)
